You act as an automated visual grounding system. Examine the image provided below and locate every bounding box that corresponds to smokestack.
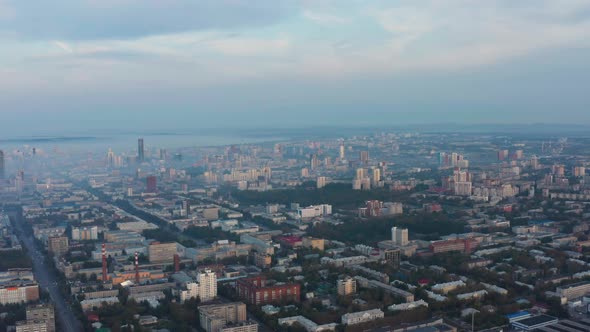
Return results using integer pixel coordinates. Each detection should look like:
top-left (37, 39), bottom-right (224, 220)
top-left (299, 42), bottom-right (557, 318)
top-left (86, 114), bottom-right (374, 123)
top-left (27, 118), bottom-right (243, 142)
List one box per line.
top-left (102, 243), bottom-right (108, 282)
top-left (174, 254), bottom-right (180, 273)
top-left (135, 252), bottom-right (140, 284)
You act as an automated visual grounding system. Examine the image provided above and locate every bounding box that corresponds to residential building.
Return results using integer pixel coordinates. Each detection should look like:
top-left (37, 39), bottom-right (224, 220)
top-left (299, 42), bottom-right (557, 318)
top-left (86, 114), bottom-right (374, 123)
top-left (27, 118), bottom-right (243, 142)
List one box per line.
top-left (237, 276), bottom-right (300, 305)
top-left (199, 302), bottom-right (256, 332)
top-left (148, 242), bottom-right (178, 263)
top-left (47, 236), bottom-right (68, 257)
top-left (341, 309), bottom-right (384, 325)
top-left (15, 320), bottom-right (48, 332)
top-left (279, 316), bottom-right (337, 332)
top-left (381, 248), bottom-right (401, 268)
top-left (197, 269), bottom-right (218, 302)
top-left (0, 281), bottom-right (40, 305)
top-left (391, 227), bottom-right (408, 246)
top-left (556, 281), bottom-right (590, 300)
top-left (302, 237), bottom-right (324, 251)
top-left (337, 277), bottom-right (356, 296)
top-left (71, 226), bottom-right (98, 241)
top-left (26, 304), bottom-right (55, 332)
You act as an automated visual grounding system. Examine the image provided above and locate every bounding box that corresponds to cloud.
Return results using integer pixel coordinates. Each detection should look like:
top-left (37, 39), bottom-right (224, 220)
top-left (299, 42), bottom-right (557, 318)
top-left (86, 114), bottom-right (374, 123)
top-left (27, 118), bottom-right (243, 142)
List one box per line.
top-left (302, 10), bottom-right (350, 25)
top-left (0, 0), bottom-right (299, 40)
top-left (206, 37), bottom-right (290, 56)
top-left (53, 41), bottom-right (73, 53)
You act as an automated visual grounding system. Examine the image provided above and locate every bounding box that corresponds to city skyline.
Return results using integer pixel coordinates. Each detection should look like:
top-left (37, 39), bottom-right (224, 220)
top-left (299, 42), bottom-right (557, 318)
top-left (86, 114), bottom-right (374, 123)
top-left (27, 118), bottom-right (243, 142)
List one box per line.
top-left (1, 1), bottom-right (590, 133)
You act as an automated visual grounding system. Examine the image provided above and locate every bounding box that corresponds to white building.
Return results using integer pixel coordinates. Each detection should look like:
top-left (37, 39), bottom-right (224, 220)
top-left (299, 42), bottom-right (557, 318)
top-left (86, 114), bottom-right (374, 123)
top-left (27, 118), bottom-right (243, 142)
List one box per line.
top-left (180, 282), bottom-right (199, 302)
top-left (341, 309), bottom-right (384, 325)
top-left (388, 299), bottom-right (428, 312)
top-left (432, 280), bottom-right (466, 294)
top-left (279, 316), bottom-right (337, 332)
top-left (297, 205), bottom-right (332, 219)
top-left (384, 202), bottom-right (403, 215)
top-left (391, 227), bottom-right (408, 246)
top-left (316, 177), bottom-right (327, 189)
top-left (197, 269), bottom-right (218, 302)
top-left (71, 226), bottom-right (98, 241)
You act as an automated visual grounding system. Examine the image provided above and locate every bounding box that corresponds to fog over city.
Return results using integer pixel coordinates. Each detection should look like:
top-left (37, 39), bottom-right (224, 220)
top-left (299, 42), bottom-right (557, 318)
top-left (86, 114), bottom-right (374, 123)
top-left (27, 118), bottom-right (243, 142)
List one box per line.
top-left (2, 2), bottom-right (590, 332)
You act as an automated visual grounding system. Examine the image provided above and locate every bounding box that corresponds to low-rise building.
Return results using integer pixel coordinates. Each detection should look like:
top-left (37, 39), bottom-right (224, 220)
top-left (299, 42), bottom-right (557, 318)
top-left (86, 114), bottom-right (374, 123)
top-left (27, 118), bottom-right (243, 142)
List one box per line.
top-left (341, 309), bottom-right (384, 325)
top-left (278, 316), bottom-right (337, 332)
top-left (0, 281), bottom-right (39, 305)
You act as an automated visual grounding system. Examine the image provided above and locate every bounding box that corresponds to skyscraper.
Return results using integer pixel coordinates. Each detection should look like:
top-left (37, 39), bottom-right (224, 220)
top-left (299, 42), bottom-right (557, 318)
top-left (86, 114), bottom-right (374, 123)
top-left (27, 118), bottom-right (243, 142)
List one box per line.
top-left (360, 150), bottom-right (369, 164)
top-left (197, 269), bottom-right (218, 302)
top-left (391, 227), bottom-right (409, 246)
top-left (146, 176), bottom-right (157, 193)
top-left (138, 138), bottom-right (145, 162)
top-left (106, 148), bottom-right (115, 168)
top-left (0, 150), bottom-right (4, 179)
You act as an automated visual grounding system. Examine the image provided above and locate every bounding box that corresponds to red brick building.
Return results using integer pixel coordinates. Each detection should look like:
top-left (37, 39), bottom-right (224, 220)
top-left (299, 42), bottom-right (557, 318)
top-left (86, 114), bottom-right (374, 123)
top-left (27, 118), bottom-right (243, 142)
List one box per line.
top-left (236, 276), bottom-right (300, 305)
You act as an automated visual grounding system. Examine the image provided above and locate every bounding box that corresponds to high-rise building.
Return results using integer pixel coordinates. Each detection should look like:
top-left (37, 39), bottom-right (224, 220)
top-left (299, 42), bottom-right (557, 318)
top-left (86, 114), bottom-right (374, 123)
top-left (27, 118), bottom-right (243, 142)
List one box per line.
top-left (198, 302), bottom-right (255, 332)
top-left (197, 269), bottom-right (218, 302)
top-left (47, 236), bottom-right (69, 257)
top-left (355, 168), bottom-right (366, 180)
top-left (337, 277), bottom-right (357, 296)
top-left (148, 242), bottom-right (178, 263)
top-left (0, 150), bottom-right (4, 178)
top-left (316, 176), bottom-right (327, 189)
top-left (146, 175), bottom-right (157, 193)
top-left (371, 168), bottom-right (381, 186)
top-left (360, 151), bottom-right (369, 164)
top-left (391, 227), bottom-right (408, 246)
top-left (497, 149), bottom-right (509, 161)
top-left (574, 166), bottom-right (586, 177)
top-left (106, 148), bottom-right (115, 168)
top-left (138, 138), bottom-right (145, 162)
top-left (310, 154), bottom-right (319, 170)
top-left (183, 200), bottom-right (191, 217)
top-left (25, 304), bottom-right (55, 332)
top-left (15, 320), bottom-right (48, 332)
top-left (71, 226), bottom-right (98, 241)
top-left (381, 248), bottom-right (401, 268)
top-left (339, 144), bottom-right (345, 160)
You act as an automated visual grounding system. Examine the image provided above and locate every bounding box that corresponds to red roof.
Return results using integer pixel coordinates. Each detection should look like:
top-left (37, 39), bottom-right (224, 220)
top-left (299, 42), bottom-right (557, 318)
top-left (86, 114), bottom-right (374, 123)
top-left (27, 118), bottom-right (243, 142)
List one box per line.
top-left (279, 236), bottom-right (302, 245)
top-left (418, 278), bottom-right (430, 285)
top-left (87, 313), bottom-right (99, 322)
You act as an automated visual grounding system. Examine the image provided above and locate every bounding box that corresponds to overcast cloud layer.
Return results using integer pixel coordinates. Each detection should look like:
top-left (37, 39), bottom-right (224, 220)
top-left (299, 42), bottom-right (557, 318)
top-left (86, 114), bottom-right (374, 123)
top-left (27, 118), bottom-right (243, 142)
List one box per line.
top-left (1, 0), bottom-right (590, 134)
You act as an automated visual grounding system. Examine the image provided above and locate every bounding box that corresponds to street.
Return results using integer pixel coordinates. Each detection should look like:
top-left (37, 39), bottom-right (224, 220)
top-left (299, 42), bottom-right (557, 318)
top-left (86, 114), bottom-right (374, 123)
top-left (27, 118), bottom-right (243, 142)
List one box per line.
top-left (10, 210), bottom-right (83, 332)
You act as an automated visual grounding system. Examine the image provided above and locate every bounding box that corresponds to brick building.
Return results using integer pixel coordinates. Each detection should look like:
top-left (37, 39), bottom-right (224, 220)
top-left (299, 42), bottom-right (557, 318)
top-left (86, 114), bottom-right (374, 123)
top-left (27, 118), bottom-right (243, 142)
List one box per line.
top-left (236, 276), bottom-right (300, 305)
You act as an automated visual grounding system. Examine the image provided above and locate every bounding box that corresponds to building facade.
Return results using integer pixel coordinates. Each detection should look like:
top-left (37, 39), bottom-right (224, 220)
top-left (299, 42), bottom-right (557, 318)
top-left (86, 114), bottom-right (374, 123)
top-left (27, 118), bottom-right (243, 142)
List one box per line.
top-left (199, 302), bottom-right (251, 332)
top-left (236, 276), bottom-right (300, 305)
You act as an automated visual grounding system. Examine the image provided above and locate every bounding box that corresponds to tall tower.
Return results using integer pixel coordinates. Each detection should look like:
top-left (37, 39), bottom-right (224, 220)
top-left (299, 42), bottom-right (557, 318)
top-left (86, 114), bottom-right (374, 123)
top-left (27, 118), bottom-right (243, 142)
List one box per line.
top-left (0, 150), bottom-right (4, 179)
top-left (102, 243), bottom-right (108, 281)
top-left (138, 138), bottom-right (145, 162)
top-left (197, 269), bottom-right (218, 302)
top-left (135, 252), bottom-right (140, 284)
top-left (106, 148), bottom-right (115, 168)
top-left (174, 254), bottom-right (180, 273)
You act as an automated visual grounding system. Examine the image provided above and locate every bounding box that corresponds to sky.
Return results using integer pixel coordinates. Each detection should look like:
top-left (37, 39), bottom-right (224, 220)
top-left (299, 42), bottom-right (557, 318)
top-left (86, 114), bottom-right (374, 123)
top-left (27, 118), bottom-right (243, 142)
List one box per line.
top-left (1, 0), bottom-right (590, 135)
